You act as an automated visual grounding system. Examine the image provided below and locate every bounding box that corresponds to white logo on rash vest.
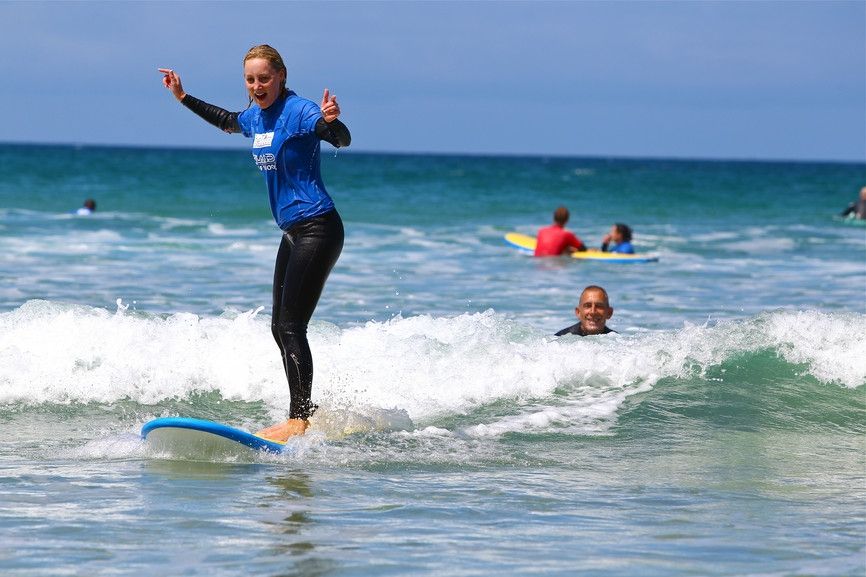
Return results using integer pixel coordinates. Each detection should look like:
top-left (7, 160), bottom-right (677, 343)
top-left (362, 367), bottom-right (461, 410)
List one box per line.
top-left (253, 132), bottom-right (274, 148)
top-left (253, 152), bottom-right (277, 172)
top-left (252, 132), bottom-right (277, 171)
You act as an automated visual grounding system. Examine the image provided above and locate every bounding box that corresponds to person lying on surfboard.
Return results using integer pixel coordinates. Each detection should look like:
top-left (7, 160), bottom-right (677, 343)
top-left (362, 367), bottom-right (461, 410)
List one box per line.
top-left (839, 186), bottom-right (866, 220)
top-left (555, 285), bottom-right (617, 336)
top-left (600, 223), bottom-right (635, 254)
top-left (75, 198), bottom-right (96, 216)
top-left (534, 206), bottom-right (587, 256)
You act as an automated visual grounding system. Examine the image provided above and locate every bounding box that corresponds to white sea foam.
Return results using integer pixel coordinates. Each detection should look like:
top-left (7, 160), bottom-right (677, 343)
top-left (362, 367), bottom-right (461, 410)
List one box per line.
top-left (761, 310), bottom-right (866, 389)
top-left (0, 300), bottom-right (277, 406)
top-left (207, 223), bottom-right (260, 237)
top-left (725, 237), bottom-right (797, 252)
top-left (1, 301), bottom-right (863, 440)
top-left (64, 432), bottom-right (149, 460)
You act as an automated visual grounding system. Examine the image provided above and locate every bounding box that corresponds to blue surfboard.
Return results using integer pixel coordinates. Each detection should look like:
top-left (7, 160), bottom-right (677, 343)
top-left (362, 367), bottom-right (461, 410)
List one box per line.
top-left (141, 417), bottom-right (286, 459)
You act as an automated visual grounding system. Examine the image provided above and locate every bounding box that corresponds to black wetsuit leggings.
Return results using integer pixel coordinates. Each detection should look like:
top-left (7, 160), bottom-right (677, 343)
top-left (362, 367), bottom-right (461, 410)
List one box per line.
top-left (271, 210), bottom-right (344, 420)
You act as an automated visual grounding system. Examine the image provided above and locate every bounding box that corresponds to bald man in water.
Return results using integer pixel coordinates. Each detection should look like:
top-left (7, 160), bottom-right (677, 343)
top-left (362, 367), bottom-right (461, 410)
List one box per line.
top-left (555, 285), bottom-right (616, 336)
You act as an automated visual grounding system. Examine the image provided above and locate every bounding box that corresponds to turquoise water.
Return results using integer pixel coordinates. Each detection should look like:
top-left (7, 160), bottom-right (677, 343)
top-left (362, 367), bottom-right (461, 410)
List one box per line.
top-left (0, 144), bottom-right (864, 576)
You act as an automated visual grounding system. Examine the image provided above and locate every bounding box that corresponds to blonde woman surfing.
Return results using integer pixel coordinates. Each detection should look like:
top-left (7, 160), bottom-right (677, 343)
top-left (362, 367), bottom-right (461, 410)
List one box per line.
top-left (159, 45), bottom-right (350, 441)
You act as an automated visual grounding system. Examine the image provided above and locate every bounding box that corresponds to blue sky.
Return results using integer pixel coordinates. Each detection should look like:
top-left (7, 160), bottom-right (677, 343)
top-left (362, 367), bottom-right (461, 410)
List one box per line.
top-left (1, 1), bottom-right (863, 161)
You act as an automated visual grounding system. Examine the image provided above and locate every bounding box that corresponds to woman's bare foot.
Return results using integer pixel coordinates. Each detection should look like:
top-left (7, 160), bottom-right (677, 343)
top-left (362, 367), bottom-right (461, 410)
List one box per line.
top-left (255, 418), bottom-right (309, 442)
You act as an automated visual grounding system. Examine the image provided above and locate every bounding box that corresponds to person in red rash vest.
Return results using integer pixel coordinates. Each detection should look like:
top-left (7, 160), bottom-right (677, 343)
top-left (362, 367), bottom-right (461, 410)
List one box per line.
top-left (534, 206), bottom-right (586, 257)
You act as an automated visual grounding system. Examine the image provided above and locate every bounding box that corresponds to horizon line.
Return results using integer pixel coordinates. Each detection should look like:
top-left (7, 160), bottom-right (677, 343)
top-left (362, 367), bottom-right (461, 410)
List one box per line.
top-left (1, 139), bottom-right (863, 167)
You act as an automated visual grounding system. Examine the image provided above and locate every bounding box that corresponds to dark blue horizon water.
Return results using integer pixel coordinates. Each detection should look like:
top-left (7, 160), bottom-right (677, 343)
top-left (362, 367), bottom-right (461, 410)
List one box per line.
top-left (0, 143), bottom-right (864, 576)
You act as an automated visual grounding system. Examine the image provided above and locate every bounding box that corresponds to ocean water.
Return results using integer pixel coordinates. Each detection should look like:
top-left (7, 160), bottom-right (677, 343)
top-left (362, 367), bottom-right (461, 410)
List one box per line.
top-left (0, 143), bottom-right (864, 576)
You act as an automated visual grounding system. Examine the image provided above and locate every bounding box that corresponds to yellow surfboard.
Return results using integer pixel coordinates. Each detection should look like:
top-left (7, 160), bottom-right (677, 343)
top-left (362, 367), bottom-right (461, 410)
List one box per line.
top-left (504, 232), bottom-right (659, 263)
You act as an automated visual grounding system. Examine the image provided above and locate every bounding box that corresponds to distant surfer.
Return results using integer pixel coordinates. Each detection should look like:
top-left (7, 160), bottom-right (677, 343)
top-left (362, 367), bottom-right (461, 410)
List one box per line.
top-left (555, 285), bottom-right (616, 336)
top-left (534, 206), bottom-right (586, 256)
top-left (76, 199), bottom-right (96, 215)
top-left (840, 186), bottom-right (866, 220)
top-left (600, 223), bottom-right (635, 254)
top-left (159, 44), bottom-right (351, 442)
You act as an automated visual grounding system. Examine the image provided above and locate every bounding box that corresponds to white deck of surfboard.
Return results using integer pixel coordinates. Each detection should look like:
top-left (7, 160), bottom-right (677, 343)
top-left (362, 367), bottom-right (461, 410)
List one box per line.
top-left (141, 417), bottom-right (285, 461)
